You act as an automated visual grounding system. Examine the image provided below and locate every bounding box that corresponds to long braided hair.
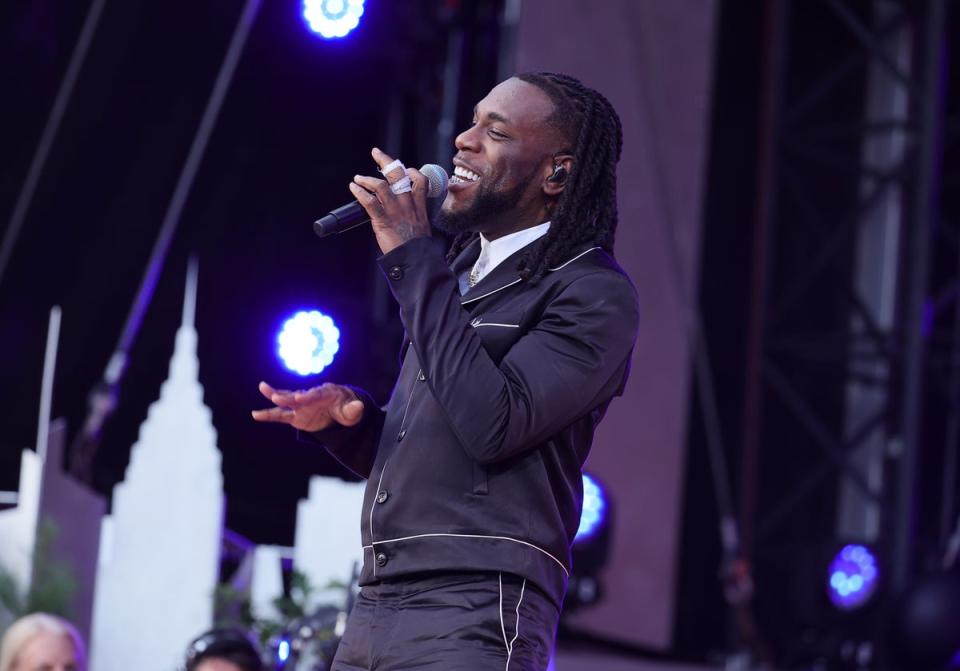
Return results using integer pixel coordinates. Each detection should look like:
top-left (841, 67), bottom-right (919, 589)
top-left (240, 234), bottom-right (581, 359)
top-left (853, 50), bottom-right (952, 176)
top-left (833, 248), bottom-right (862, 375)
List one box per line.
top-left (445, 72), bottom-right (623, 281)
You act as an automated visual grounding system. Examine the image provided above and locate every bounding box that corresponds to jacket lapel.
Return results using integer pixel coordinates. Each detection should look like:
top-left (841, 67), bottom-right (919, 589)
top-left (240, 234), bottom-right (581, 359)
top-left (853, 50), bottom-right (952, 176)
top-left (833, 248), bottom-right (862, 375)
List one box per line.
top-left (449, 235), bottom-right (599, 305)
top-left (459, 239), bottom-right (534, 305)
top-left (449, 238), bottom-right (481, 278)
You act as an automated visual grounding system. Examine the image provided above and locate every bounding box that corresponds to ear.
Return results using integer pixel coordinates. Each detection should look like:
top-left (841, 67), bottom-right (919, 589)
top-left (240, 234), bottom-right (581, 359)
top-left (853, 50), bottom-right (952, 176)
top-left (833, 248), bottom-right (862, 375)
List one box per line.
top-left (542, 154), bottom-right (575, 197)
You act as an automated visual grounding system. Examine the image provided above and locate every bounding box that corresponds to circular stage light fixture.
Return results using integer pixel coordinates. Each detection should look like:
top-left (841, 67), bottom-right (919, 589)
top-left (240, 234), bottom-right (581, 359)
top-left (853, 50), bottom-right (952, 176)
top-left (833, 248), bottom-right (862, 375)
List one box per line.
top-left (568, 472), bottom-right (611, 610)
top-left (277, 310), bottom-right (340, 376)
top-left (575, 473), bottom-right (608, 544)
top-left (827, 543), bottom-right (879, 611)
top-left (303, 0), bottom-right (365, 39)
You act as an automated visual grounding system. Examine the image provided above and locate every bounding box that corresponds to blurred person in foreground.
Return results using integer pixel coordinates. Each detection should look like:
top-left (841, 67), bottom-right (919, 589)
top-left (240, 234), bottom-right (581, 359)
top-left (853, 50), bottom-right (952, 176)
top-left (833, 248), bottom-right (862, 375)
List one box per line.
top-left (0, 613), bottom-right (85, 671)
top-left (182, 628), bottom-right (264, 671)
top-left (254, 72), bottom-right (637, 670)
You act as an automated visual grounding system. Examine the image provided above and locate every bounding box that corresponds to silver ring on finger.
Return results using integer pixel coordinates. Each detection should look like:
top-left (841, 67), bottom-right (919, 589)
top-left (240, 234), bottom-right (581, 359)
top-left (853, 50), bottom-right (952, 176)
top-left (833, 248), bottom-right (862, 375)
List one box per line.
top-left (380, 159), bottom-right (406, 177)
top-left (390, 175), bottom-right (413, 194)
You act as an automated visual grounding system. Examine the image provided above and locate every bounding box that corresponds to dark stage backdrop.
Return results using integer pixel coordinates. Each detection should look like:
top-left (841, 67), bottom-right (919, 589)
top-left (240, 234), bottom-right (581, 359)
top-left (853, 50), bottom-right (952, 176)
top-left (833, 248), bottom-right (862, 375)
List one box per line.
top-left (0, 1), bottom-right (447, 544)
top-left (512, 0), bottom-right (717, 648)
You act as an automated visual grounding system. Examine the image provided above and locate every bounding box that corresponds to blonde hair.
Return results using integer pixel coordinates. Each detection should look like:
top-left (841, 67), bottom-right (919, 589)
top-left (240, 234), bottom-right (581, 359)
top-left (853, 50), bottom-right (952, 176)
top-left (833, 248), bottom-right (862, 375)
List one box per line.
top-left (0, 613), bottom-right (86, 671)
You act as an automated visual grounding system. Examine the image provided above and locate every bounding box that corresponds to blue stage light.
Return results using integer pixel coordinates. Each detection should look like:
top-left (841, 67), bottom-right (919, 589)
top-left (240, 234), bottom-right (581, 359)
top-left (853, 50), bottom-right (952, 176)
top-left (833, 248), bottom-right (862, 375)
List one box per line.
top-left (277, 310), bottom-right (340, 376)
top-left (303, 0), bottom-right (365, 39)
top-left (277, 638), bottom-right (291, 662)
top-left (575, 473), bottom-right (608, 543)
top-left (827, 544), bottom-right (879, 611)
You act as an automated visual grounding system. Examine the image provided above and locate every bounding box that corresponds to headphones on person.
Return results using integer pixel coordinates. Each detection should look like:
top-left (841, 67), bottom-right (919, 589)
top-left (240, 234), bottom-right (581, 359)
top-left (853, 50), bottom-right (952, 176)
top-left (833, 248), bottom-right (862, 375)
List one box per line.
top-left (547, 163), bottom-right (567, 184)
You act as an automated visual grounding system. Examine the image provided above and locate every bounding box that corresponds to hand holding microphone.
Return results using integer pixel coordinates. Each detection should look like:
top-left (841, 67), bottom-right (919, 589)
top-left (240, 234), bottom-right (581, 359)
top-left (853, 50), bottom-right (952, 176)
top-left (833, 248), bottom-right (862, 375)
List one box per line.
top-left (314, 148), bottom-right (448, 255)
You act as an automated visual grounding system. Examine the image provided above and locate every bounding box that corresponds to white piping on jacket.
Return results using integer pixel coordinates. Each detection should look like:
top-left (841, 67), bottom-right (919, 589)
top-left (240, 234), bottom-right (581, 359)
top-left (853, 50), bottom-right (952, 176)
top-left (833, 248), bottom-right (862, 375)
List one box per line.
top-left (363, 532), bottom-right (569, 576)
top-left (461, 278), bottom-right (523, 306)
top-left (548, 246), bottom-right (602, 271)
top-left (498, 572), bottom-right (527, 671)
top-left (460, 247), bottom-right (601, 306)
top-left (499, 573), bottom-right (509, 653)
top-left (509, 577), bottom-right (526, 670)
top-left (369, 464), bottom-right (387, 577)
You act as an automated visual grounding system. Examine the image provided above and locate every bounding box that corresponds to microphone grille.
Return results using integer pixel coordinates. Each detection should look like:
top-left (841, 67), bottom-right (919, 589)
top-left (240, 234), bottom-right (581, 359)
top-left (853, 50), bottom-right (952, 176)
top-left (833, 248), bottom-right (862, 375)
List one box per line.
top-left (420, 164), bottom-right (449, 199)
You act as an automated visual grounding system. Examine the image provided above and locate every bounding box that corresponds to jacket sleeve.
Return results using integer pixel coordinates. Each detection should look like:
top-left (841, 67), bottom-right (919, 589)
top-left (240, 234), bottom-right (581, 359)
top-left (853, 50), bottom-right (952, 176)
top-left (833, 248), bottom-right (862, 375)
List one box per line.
top-left (300, 386), bottom-right (385, 479)
top-left (378, 236), bottom-right (639, 465)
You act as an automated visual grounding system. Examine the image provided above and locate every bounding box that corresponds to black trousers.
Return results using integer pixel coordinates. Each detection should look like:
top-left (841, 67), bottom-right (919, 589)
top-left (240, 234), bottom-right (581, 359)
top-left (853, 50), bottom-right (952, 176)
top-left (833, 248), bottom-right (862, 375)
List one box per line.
top-left (331, 571), bottom-right (559, 670)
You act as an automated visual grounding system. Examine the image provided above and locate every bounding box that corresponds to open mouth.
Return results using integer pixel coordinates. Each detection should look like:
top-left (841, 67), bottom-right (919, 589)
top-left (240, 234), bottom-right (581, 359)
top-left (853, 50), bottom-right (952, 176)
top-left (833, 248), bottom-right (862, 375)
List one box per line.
top-left (449, 165), bottom-right (481, 186)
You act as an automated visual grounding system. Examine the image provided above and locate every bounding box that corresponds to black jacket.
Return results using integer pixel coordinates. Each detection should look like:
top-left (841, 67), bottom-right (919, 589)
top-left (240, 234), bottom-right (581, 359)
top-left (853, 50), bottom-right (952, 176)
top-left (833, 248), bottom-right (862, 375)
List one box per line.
top-left (312, 234), bottom-right (639, 607)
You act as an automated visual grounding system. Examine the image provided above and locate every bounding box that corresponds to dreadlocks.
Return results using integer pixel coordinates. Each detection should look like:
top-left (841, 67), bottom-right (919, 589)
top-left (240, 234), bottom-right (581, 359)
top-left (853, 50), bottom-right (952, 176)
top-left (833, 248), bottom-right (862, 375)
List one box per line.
top-left (445, 72), bottom-right (623, 281)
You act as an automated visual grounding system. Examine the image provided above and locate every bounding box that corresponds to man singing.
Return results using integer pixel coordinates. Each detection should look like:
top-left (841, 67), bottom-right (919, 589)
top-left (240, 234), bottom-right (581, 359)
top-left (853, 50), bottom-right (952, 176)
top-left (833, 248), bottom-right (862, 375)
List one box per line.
top-left (252, 72), bottom-right (638, 670)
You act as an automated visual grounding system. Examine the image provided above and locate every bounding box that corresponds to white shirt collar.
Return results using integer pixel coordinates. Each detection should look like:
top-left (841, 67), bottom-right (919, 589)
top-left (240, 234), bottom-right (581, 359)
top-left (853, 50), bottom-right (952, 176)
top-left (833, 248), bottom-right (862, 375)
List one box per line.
top-left (470, 221), bottom-right (551, 284)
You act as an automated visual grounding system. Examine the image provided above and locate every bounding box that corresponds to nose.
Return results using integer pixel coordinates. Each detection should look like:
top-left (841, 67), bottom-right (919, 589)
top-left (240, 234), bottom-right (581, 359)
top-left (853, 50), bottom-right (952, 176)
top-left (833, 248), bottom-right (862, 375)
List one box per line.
top-left (454, 124), bottom-right (480, 152)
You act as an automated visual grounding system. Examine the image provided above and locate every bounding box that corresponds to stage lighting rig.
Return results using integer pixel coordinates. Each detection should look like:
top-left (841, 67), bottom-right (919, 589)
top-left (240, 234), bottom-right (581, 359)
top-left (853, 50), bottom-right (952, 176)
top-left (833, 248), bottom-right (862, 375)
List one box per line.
top-left (567, 472), bottom-right (612, 610)
top-left (575, 473), bottom-right (608, 543)
top-left (303, 0), bottom-right (365, 39)
top-left (790, 543), bottom-right (883, 670)
top-left (827, 544), bottom-right (879, 612)
top-left (277, 310), bottom-right (340, 376)
top-left (269, 605), bottom-right (346, 671)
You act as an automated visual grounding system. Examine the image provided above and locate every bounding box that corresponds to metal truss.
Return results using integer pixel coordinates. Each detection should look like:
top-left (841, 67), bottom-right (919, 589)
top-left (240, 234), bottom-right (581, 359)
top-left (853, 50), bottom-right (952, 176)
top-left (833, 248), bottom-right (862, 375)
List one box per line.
top-left (739, 0), bottom-right (954, 664)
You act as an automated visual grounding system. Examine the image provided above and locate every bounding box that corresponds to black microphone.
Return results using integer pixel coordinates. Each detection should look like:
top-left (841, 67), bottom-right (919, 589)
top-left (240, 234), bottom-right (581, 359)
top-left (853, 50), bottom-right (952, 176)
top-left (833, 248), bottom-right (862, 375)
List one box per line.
top-left (313, 164), bottom-right (449, 238)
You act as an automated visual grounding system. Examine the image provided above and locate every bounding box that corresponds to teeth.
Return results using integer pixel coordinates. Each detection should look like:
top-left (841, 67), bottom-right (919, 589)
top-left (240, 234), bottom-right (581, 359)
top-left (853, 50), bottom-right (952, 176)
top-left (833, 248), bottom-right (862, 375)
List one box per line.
top-left (453, 166), bottom-right (480, 182)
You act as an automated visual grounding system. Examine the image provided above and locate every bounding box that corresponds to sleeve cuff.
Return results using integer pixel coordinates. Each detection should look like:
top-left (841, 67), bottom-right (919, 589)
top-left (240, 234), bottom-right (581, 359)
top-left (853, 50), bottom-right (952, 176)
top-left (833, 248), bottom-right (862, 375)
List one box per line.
top-left (377, 236), bottom-right (448, 285)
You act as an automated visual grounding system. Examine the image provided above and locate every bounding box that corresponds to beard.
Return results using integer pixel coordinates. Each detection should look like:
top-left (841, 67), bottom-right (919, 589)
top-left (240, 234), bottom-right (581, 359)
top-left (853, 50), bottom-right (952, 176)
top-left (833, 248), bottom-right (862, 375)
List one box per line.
top-left (434, 175), bottom-right (530, 236)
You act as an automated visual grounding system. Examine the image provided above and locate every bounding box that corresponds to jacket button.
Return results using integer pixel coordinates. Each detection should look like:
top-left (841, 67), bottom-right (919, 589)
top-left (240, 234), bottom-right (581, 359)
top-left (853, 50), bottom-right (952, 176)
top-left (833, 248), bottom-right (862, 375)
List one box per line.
top-left (388, 266), bottom-right (404, 281)
top-left (376, 490), bottom-right (389, 504)
top-left (375, 552), bottom-right (388, 567)
top-left (418, 371), bottom-right (426, 381)
top-left (397, 429), bottom-right (406, 442)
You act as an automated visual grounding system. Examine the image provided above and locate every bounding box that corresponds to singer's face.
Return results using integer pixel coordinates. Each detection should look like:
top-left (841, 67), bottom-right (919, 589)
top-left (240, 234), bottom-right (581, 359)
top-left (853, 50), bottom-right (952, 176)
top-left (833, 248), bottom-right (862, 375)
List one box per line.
top-left (437, 78), bottom-right (564, 238)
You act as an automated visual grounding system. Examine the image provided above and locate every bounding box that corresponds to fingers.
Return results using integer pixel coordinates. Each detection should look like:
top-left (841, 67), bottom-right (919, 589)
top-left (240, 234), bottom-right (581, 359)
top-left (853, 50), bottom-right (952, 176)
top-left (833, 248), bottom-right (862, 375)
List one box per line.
top-left (260, 380), bottom-right (327, 410)
top-left (297, 384), bottom-right (362, 427)
top-left (353, 174), bottom-right (392, 197)
top-left (370, 148), bottom-right (415, 197)
top-left (251, 406), bottom-right (295, 424)
top-left (329, 397), bottom-right (364, 427)
top-left (355, 148), bottom-right (416, 200)
top-left (352, 170), bottom-right (415, 224)
top-left (279, 382), bottom-right (347, 409)
top-left (252, 382), bottom-right (362, 431)
top-left (349, 148), bottom-right (431, 254)
top-left (406, 167), bottom-right (429, 219)
top-left (260, 381), bottom-right (294, 405)
top-left (259, 380), bottom-right (300, 408)
top-left (344, 399), bottom-right (364, 424)
top-left (292, 383), bottom-right (335, 405)
top-left (348, 180), bottom-right (386, 221)
top-left (372, 147), bottom-right (403, 181)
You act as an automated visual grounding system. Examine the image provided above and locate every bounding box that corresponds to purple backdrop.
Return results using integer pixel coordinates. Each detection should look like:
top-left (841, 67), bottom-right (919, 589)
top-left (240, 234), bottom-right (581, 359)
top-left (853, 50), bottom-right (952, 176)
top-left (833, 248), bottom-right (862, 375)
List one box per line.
top-left (511, 0), bottom-right (717, 648)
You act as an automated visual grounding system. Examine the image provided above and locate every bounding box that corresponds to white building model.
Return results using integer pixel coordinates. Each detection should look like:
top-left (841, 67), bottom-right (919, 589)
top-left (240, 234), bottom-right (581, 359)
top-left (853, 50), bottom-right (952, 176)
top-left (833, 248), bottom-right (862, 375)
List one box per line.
top-left (90, 264), bottom-right (224, 671)
top-left (0, 265), bottom-right (367, 663)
